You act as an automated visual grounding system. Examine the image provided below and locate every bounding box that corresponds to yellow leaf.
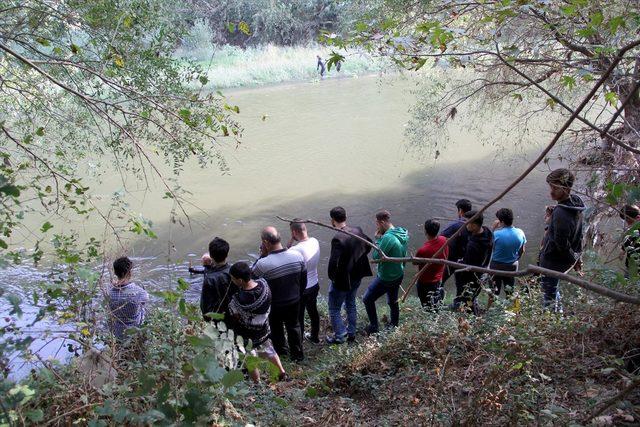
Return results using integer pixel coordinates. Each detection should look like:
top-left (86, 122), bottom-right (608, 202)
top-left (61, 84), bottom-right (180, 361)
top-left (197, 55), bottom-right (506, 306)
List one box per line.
top-left (113, 55), bottom-right (124, 68)
top-left (81, 328), bottom-right (90, 336)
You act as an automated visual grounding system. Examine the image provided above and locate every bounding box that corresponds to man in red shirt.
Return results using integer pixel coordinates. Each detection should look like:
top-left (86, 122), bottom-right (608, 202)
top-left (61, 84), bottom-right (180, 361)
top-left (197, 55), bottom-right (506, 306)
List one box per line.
top-left (414, 219), bottom-right (449, 308)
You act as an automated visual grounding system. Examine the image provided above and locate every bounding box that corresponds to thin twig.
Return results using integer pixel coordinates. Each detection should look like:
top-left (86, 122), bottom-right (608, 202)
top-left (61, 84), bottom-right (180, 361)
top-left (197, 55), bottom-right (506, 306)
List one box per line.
top-left (276, 216), bottom-right (386, 256)
top-left (584, 377), bottom-right (640, 423)
top-left (375, 256), bottom-right (640, 305)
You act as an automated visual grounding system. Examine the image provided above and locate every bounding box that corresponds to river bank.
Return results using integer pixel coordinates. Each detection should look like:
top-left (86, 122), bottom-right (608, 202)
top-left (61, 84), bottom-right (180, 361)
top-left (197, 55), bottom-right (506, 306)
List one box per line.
top-left (180, 44), bottom-right (385, 89)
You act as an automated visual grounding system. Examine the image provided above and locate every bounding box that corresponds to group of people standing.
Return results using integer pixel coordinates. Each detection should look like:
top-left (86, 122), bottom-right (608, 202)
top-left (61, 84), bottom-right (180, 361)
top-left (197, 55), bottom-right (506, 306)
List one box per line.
top-left (107, 168), bottom-right (640, 381)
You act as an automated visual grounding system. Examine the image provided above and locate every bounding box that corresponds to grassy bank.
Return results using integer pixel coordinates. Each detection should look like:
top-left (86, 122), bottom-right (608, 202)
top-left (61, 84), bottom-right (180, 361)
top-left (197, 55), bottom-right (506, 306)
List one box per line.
top-left (180, 44), bottom-right (385, 89)
top-left (6, 279), bottom-right (639, 425)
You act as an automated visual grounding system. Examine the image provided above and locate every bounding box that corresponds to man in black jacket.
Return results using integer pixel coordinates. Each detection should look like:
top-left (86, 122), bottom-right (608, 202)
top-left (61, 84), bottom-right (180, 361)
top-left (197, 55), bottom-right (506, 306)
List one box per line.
top-left (326, 207), bottom-right (373, 344)
top-left (539, 169), bottom-right (585, 312)
top-left (453, 211), bottom-right (493, 314)
top-left (197, 237), bottom-right (236, 322)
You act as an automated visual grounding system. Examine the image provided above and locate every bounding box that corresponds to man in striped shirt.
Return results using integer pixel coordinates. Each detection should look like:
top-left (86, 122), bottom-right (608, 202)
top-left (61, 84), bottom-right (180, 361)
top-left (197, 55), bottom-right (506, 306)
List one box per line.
top-left (252, 226), bottom-right (307, 362)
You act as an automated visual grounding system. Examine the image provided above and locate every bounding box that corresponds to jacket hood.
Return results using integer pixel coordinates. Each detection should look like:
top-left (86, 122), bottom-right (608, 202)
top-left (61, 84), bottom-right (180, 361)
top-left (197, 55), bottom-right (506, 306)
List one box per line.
top-left (388, 227), bottom-right (409, 245)
top-left (557, 194), bottom-right (586, 212)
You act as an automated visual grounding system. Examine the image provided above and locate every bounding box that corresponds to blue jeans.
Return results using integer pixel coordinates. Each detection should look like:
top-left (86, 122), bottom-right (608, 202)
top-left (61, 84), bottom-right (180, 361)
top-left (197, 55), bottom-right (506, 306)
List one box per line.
top-left (363, 275), bottom-right (403, 332)
top-left (327, 280), bottom-right (361, 339)
top-left (540, 275), bottom-right (562, 313)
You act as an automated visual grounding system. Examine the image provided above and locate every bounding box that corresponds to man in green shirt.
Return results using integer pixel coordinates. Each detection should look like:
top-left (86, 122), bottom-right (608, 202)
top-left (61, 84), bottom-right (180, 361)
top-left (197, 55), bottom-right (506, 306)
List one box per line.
top-left (363, 210), bottom-right (409, 333)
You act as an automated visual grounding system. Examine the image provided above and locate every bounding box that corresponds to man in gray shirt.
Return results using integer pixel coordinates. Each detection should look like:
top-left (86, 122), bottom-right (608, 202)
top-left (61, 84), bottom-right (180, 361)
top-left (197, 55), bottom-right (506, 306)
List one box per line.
top-left (108, 257), bottom-right (149, 341)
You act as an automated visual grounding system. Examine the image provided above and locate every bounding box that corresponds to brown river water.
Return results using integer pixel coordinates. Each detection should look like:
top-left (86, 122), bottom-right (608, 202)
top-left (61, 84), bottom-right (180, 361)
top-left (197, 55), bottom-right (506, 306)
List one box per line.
top-left (2, 74), bottom-right (566, 377)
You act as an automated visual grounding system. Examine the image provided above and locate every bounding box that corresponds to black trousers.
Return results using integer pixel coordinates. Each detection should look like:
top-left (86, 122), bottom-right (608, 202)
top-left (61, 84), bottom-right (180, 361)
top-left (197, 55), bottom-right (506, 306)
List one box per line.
top-left (299, 284), bottom-right (320, 340)
top-left (453, 271), bottom-right (481, 315)
top-left (269, 301), bottom-right (304, 361)
top-left (416, 281), bottom-right (444, 308)
top-left (490, 261), bottom-right (518, 296)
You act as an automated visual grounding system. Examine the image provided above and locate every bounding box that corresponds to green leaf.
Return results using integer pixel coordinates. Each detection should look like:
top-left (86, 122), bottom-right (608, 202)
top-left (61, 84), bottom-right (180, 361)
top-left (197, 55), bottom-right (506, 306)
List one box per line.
top-left (0, 239), bottom-right (7, 249)
top-left (221, 369), bottom-right (244, 389)
top-left (204, 312), bottom-right (224, 321)
top-left (35, 127), bottom-right (45, 136)
top-left (0, 184), bottom-right (20, 197)
top-left (198, 75), bottom-right (208, 85)
top-left (273, 396), bottom-right (289, 407)
top-left (36, 37), bottom-right (50, 46)
top-left (177, 278), bottom-right (189, 291)
top-left (561, 76), bottom-right (576, 90)
top-left (590, 11), bottom-right (604, 27)
top-left (178, 298), bottom-right (187, 316)
top-left (26, 409), bottom-right (44, 422)
top-left (227, 22), bottom-right (236, 33)
top-left (40, 221), bottom-right (53, 233)
top-left (609, 16), bottom-right (626, 34)
top-left (70, 44), bottom-right (80, 54)
top-left (305, 386), bottom-right (318, 398)
top-left (605, 91), bottom-right (619, 106)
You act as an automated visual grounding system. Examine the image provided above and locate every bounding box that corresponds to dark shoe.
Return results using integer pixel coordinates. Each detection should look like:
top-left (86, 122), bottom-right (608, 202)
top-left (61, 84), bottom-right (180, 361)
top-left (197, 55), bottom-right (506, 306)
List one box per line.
top-left (278, 372), bottom-right (290, 382)
top-left (305, 332), bottom-right (320, 344)
top-left (347, 334), bottom-right (356, 343)
top-left (325, 335), bottom-right (345, 344)
top-left (364, 325), bottom-right (379, 335)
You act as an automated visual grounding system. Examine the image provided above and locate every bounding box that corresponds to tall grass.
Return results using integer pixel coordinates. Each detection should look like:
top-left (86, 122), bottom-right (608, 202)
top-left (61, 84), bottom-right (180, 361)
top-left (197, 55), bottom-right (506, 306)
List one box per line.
top-left (182, 44), bottom-right (384, 89)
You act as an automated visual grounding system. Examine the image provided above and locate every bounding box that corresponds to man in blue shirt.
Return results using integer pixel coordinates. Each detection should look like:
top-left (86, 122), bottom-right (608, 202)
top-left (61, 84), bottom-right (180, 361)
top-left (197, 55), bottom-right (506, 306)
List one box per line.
top-left (490, 208), bottom-right (527, 297)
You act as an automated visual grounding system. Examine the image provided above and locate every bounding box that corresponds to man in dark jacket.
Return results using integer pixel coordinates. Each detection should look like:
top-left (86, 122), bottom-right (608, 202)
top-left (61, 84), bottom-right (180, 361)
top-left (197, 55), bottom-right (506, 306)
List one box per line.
top-left (194, 237), bottom-right (236, 322)
top-left (539, 169), bottom-right (585, 312)
top-left (326, 207), bottom-right (373, 344)
top-left (441, 199), bottom-right (472, 288)
top-left (453, 211), bottom-right (493, 314)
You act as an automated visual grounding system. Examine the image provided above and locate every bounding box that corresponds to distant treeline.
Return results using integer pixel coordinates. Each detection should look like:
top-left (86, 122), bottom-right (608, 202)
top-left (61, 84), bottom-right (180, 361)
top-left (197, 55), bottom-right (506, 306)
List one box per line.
top-left (182, 0), bottom-right (372, 46)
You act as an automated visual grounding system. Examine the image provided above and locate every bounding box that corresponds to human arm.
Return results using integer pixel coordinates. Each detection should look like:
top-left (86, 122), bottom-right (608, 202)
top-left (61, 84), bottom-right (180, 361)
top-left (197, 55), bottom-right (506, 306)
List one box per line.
top-left (299, 263), bottom-right (308, 296)
top-left (327, 237), bottom-right (343, 282)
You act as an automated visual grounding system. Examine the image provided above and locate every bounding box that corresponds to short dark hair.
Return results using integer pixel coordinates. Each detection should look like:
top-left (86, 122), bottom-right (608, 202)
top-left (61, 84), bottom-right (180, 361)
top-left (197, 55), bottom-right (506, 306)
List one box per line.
top-left (546, 168), bottom-right (575, 188)
top-left (464, 210), bottom-right (483, 226)
top-left (496, 208), bottom-right (514, 226)
top-left (229, 262), bottom-right (251, 282)
top-left (456, 199), bottom-right (472, 213)
top-left (330, 206), bottom-right (347, 223)
top-left (375, 210), bottom-right (391, 222)
top-left (620, 204), bottom-right (640, 220)
top-left (424, 219), bottom-right (440, 236)
top-left (290, 219), bottom-right (306, 234)
top-left (208, 237), bottom-right (229, 263)
top-left (261, 228), bottom-right (281, 244)
top-left (113, 257), bottom-right (132, 279)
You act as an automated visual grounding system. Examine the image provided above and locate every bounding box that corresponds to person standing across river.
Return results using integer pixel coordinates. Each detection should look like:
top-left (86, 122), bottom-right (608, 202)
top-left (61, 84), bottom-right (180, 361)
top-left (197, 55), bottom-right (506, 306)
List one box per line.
top-left (288, 220), bottom-right (321, 344)
top-left (538, 168), bottom-right (585, 313)
top-left (317, 55), bottom-right (326, 78)
top-left (326, 207), bottom-right (373, 344)
top-left (489, 209), bottom-right (526, 298)
top-left (364, 210), bottom-right (409, 333)
top-left (252, 226), bottom-right (307, 362)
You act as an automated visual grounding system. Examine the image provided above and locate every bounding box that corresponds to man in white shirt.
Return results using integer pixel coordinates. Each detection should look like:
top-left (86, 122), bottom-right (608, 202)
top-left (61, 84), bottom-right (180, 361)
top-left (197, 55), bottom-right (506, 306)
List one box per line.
top-left (288, 219), bottom-right (321, 343)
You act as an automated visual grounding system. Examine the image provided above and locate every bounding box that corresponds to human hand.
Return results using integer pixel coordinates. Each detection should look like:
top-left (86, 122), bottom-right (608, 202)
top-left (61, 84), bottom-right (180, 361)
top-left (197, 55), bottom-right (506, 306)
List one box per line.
top-left (491, 219), bottom-right (501, 230)
top-left (259, 242), bottom-right (268, 257)
top-left (573, 258), bottom-right (583, 276)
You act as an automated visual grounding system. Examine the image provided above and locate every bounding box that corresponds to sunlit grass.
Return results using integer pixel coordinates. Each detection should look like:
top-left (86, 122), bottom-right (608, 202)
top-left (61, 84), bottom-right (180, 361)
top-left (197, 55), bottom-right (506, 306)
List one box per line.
top-left (179, 44), bottom-right (383, 89)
